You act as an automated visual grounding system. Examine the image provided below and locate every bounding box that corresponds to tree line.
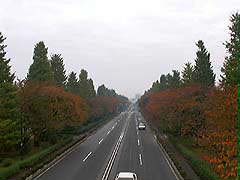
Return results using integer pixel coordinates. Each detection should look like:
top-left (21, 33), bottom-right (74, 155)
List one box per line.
top-left (149, 40), bottom-right (216, 93)
top-left (0, 36), bottom-right (128, 154)
top-left (139, 13), bottom-right (239, 179)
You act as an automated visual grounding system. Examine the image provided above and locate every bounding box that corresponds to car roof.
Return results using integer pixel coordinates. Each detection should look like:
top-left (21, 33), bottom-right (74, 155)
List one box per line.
top-left (118, 172), bottom-right (136, 178)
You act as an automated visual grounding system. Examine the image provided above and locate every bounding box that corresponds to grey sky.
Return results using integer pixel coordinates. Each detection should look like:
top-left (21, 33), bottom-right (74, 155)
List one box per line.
top-left (0, 0), bottom-right (239, 98)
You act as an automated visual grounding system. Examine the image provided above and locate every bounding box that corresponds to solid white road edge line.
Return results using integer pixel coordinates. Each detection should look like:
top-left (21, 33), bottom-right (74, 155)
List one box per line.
top-left (155, 136), bottom-right (184, 180)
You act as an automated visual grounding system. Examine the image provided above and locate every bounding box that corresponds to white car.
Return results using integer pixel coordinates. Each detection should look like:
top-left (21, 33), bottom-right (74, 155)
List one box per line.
top-left (138, 122), bottom-right (146, 130)
top-left (115, 172), bottom-right (138, 180)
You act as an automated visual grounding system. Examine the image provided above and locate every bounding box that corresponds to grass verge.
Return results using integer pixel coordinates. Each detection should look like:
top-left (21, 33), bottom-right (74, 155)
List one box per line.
top-left (0, 140), bottom-right (69, 180)
top-left (0, 114), bottom-right (114, 180)
top-left (172, 139), bottom-right (220, 180)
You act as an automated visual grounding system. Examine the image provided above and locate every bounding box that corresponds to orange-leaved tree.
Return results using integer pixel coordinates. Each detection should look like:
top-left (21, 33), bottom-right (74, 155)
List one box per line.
top-left (20, 82), bottom-right (89, 145)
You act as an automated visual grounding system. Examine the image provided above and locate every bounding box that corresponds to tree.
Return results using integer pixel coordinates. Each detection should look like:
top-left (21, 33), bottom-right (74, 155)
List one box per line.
top-left (150, 80), bottom-right (160, 92)
top-left (0, 32), bottom-right (20, 153)
top-left (193, 40), bottom-right (215, 87)
top-left (20, 83), bottom-right (89, 145)
top-left (221, 13), bottom-right (240, 87)
top-left (159, 74), bottom-right (167, 91)
top-left (66, 71), bottom-right (79, 94)
top-left (0, 33), bottom-right (15, 84)
top-left (170, 70), bottom-right (181, 88)
top-left (78, 69), bottom-right (96, 99)
top-left (97, 84), bottom-right (117, 97)
top-left (88, 78), bottom-right (96, 98)
top-left (182, 62), bottom-right (194, 85)
top-left (50, 54), bottom-right (67, 87)
top-left (27, 41), bottom-right (53, 82)
top-left (164, 70), bottom-right (181, 89)
top-left (97, 84), bottom-right (107, 96)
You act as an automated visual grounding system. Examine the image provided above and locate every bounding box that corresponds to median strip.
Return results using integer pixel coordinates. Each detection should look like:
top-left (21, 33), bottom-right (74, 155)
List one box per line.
top-left (101, 113), bottom-right (131, 180)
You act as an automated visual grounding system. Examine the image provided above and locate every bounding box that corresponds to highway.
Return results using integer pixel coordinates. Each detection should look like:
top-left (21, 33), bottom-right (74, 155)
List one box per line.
top-left (36, 105), bottom-right (179, 180)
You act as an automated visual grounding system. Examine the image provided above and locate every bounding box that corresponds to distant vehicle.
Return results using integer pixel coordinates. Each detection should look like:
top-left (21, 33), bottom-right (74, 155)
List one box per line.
top-left (115, 172), bottom-right (138, 180)
top-left (138, 122), bottom-right (146, 130)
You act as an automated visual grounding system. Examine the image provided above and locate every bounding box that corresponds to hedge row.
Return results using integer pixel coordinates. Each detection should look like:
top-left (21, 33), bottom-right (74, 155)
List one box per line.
top-left (174, 142), bottom-right (220, 180)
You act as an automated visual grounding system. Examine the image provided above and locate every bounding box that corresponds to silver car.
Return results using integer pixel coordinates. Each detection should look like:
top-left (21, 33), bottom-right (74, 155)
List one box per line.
top-left (138, 122), bottom-right (146, 130)
top-left (115, 172), bottom-right (138, 180)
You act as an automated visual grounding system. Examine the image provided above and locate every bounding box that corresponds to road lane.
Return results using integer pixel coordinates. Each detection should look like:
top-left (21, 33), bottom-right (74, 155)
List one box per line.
top-left (37, 111), bottom-right (130, 180)
top-left (109, 110), bottom-right (178, 180)
top-left (109, 111), bottom-right (142, 179)
top-left (37, 106), bottom-right (180, 180)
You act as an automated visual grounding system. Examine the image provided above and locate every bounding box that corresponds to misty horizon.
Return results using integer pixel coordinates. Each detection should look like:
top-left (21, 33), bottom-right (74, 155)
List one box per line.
top-left (1, 0), bottom-right (239, 98)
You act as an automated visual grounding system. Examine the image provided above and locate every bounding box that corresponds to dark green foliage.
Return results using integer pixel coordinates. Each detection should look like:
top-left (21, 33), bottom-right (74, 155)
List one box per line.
top-left (97, 84), bottom-right (117, 96)
top-left (221, 13), bottom-right (240, 86)
top-left (50, 54), bottom-right (67, 87)
top-left (0, 32), bottom-right (20, 153)
top-left (66, 72), bottom-right (79, 94)
top-left (0, 33), bottom-right (15, 84)
top-left (78, 69), bottom-right (96, 98)
top-left (193, 40), bottom-right (215, 87)
top-left (87, 78), bottom-right (96, 98)
top-left (0, 144), bottom-right (57, 180)
top-left (150, 80), bottom-right (160, 93)
top-left (168, 70), bottom-right (181, 88)
top-left (175, 143), bottom-right (220, 180)
top-left (149, 70), bottom-right (181, 93)
top-left (182, 62), bottom-right (194, 86)
top-left (159, 74), bottom-right (167, 91)
top-left (27, 41), bottom-right (53, 82)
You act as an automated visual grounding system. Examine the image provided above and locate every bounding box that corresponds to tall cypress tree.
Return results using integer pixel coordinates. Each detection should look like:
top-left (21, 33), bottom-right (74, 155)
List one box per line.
top-left (0, 34), bottom-right (15, 84)
top-left (0, 32), bottom-right (20, 152)
top-left (66, 71), bottom-right (79, 94)
top-left (170, 70), bottom-right (181, 88)
top-left (97, 84), bottom-right (117, 97)
top-left (221, 13), bottom-right (240, 87)
top-left (78, 69), bottom-right (89, 98)
top-left (88, 78), bottom-right (96, 98)
top-left (50, 54), bottom-right (67, 87)
top-left (193, 40), bottom-right (215, 87)
top-left (97, 84), bottom-right (107, 96)
top-left (159, 74), bottom-right (167, 91)
top-left (79, 69), bottom-right (96, 99)
top-left (182, 62), bottom-right (194, 86)
top-left (27, 41), bottom-right (53, 82)
top-left (0, 32), bottom-right (17, 119)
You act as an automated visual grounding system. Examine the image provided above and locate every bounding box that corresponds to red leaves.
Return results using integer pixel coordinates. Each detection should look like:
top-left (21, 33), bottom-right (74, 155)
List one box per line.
top-left (139, 85), bottom-right (237, 179)
top-left (20, 83), bottom-right (89, 134)
top-left (88, 96), bottom-right (120, 120)
top-left (199, 87), bottom-right (237, 179)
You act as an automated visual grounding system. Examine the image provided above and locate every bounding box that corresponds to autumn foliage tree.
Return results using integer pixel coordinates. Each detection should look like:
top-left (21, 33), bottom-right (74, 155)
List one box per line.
top-left (20, 83), bottom-right (89, 145)
top-left (201, 87), bottom-right (237, 179)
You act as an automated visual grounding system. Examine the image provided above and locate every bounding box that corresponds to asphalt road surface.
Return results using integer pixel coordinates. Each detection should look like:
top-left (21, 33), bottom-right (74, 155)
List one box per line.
top-left (36, 105), bottom-right (178, 180)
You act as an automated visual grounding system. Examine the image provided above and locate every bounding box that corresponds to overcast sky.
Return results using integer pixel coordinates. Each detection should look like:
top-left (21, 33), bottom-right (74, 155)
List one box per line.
top-left (0, 0), bottom-right (239, 98)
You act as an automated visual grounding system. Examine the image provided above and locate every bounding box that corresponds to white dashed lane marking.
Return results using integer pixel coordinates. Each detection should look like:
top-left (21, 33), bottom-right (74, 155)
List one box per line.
top-left (83, 152), bottom-right (92, 162)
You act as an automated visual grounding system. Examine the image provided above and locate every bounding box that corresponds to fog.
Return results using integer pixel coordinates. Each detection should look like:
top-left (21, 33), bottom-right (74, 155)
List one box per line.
top-left (0, 0), bottom-right (239, 98)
